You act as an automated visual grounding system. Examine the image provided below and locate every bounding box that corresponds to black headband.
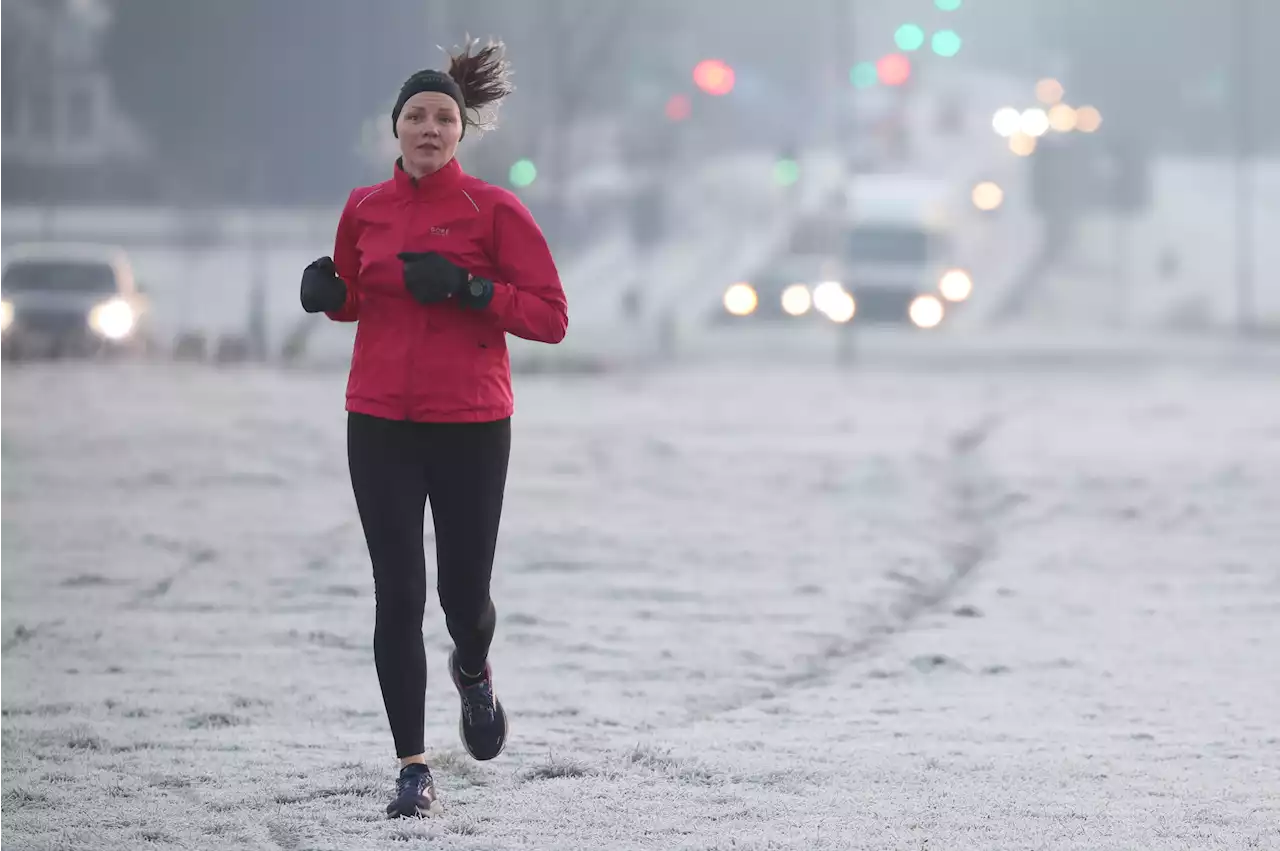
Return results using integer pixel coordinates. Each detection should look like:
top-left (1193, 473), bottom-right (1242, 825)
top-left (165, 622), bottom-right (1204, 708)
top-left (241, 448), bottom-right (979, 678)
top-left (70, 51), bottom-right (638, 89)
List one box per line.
top-left (391, 70), bottom-right (467, 138)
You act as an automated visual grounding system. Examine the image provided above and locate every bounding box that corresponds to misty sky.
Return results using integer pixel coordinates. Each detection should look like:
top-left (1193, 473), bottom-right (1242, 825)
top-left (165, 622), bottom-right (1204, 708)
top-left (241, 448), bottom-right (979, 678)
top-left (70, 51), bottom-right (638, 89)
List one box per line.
top-left (2, 0), bottom-right (1274, 205)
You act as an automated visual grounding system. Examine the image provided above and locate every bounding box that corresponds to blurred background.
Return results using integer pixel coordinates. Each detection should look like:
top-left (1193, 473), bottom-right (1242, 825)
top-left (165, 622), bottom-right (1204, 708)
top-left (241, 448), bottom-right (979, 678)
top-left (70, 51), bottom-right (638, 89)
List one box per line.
top-left (4, 0), bottom-right (1279, 367)
top-left (6, 5), bottom-right (1280, 847)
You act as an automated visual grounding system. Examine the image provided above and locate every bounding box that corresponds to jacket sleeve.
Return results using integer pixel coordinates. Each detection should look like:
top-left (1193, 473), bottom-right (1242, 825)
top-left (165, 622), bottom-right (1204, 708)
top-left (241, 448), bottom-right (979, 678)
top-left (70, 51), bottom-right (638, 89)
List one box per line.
top-left (325, 189), bottom-right (362, 322)
top-left (483, 196), bottom-right (568, 343)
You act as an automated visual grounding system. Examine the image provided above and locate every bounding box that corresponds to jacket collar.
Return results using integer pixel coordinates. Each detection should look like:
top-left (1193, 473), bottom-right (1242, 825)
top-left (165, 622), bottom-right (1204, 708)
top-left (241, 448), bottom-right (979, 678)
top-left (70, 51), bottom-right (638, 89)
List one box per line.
top-left (393, 157), bottom-right (464, 199)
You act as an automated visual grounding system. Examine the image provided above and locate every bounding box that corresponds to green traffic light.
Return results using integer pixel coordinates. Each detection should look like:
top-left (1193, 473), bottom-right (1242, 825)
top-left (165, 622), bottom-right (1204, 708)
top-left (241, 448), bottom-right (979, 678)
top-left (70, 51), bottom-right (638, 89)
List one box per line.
top-left (773, 159), bottom-right (800, 187)
top-left (509, 159), bottom-right (537, 188)
top-left (931, 30), bottom-right (962, 57)
top-left (894, 24), bottom-right (926, 52)
top-left (935, 0), bottom-right (962, 10)
top-left (850, 62), bottom-right (878, 89)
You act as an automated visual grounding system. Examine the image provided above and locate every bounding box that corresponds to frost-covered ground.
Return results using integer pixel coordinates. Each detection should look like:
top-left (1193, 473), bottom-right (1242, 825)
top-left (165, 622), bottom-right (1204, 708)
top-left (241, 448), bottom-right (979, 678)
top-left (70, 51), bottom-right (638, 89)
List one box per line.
top-left (3, 347), bottom-right (1279, 850)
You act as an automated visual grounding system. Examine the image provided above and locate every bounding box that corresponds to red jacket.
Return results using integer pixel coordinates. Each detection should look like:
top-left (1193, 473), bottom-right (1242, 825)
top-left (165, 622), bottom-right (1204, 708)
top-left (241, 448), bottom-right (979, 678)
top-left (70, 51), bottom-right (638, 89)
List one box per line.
top-left (326, 158), bottom-right (567, 422)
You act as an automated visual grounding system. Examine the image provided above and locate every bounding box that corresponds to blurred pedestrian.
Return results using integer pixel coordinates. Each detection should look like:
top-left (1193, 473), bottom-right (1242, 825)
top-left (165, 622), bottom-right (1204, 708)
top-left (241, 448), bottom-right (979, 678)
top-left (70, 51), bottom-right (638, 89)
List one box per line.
top-left (299, 38), bottom-right (567, 818)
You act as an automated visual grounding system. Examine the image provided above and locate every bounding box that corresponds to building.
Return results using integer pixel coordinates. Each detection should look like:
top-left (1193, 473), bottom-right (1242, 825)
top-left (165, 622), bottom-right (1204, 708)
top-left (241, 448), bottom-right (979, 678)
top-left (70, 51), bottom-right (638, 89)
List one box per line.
top-left (2, 0), bottom-right (149, 202)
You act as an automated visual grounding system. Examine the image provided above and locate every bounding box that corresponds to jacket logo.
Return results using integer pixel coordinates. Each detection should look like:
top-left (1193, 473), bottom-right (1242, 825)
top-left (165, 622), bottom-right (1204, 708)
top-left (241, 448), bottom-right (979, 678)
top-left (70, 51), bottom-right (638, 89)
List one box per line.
top-left (430, 226), bottom-right (450, 236)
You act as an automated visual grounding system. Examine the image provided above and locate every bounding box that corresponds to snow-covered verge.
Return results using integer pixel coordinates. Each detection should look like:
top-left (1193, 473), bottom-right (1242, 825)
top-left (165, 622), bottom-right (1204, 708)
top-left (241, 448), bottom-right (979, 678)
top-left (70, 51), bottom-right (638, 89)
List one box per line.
top-left (2, 356), bottom-right (1278, 850)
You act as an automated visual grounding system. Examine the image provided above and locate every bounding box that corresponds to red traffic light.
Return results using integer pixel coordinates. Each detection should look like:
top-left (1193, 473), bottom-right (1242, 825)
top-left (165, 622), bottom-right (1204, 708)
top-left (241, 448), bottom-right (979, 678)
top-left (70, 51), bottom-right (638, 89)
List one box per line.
top-left (693, 59), bottom-right (736, 96)
top-left (876, 53), bottom-right (911, 87)
top-left (665, 94), bottom-right (692, 121)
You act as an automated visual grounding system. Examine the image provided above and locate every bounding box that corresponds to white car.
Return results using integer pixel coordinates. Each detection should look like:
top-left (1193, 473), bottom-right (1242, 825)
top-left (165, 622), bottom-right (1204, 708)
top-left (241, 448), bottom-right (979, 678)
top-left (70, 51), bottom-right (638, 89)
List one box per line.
top-left (842, 223), bottom-right (958, 328)
top-left (841, 174), bottom-right (973, 329)
top-left (1, 243), bottom-right (152, 359)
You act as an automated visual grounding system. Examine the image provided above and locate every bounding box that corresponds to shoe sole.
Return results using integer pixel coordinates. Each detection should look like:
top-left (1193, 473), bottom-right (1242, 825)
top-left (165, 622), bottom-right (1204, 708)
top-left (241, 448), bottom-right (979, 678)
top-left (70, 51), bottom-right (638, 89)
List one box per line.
top-left (386, 797), bottom-right (443, 819)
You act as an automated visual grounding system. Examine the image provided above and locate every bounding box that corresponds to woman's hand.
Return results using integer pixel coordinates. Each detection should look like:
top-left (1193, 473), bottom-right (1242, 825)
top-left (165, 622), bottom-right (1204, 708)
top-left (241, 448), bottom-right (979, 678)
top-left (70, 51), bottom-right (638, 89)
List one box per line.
top-left (398, 252), bottom-right (469, 304)
top-left (300, 256), bottom-right (349, 313)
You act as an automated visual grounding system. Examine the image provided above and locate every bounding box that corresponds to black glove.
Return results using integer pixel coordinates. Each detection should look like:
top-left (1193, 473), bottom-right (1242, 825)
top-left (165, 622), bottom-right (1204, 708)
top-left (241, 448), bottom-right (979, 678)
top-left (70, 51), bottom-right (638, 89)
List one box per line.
top-left (398, 251), bottom-right (468, 304)
top-left (300, 256), bottom-right (348, 313)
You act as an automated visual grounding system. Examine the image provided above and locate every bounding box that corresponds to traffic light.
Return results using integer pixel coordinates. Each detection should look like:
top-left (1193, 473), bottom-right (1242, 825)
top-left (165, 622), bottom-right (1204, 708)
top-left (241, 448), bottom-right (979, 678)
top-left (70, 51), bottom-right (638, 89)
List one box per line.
top-left (693, 59), bottom-right (735, 96)
top-left (665, 94), bottom-right (692, 121)
top-left (894, 24), bottom-right (925, 51)
top-left (773, 158), bottom-right (800, 187)
top-left (850, 62), bottom-right (878, 89)
top-left (935, 0), bottom-right (962, 10)
top-left (1075, 106), bottom-right (1102, 133)
top-left (877, 54), bottom-right (911, 87)
top-left (931, 30), bottom-right (962, 57)
top-left (509, 159), bottom-right (537, 188)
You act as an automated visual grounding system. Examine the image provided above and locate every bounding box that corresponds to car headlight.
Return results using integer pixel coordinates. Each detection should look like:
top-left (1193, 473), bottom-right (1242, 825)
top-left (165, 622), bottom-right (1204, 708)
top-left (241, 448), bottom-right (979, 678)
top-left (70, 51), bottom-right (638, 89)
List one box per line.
top-left (723, 282), bottom-right (758, 317)
top-left (811, 281), bottom-right (855, 323)
top-left (939, 268), bottom-right (973, 302)
top-left (780, 284), bottom-right (812, 316)
top-left (909, 294), bottom-right (945, 329)
top-left (1, 300), bottom-right (13, 333)
top-left (823, 291), bottom-right (856, 323)
top-left (811, 281), bottom-right (845, 316)
top-left (89, 298), bottom-right (135, 340)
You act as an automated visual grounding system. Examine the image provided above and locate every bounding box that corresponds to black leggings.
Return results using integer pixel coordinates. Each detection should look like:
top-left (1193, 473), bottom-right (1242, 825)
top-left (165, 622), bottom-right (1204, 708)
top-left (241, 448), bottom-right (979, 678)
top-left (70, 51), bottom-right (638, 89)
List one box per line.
top-left (347, 411), bottom-right (510, 758)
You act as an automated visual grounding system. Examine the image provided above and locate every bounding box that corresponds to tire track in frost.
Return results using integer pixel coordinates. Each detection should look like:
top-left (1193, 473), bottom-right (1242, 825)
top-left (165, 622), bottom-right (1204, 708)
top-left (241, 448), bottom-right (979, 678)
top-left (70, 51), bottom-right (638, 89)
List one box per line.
top-left (125, 534), bottom-right (217, 607)
top-left (2, 623), bottom-right (51, 655)
top-left (685, 412), bottom-right (1008, 722)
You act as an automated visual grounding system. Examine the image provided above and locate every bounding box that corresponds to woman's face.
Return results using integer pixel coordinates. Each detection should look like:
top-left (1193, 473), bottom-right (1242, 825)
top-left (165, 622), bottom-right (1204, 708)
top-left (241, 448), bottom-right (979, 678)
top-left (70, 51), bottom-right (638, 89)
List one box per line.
top-left (396, 92), bottom-right (463, 176)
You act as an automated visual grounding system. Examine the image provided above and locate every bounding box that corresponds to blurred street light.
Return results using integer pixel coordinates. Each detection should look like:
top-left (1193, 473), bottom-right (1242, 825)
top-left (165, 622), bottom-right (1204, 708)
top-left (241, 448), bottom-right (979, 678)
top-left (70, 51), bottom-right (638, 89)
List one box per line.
top-left (1020, 108), bottom-right (1050, 137)
top-left (992, 107), bottom-right (1022, 137)
top-left (971, 181), bottom-right (1004, 211)
top-left (939, 269), bottom-right (974, 302)
top-left (1076, 106), bottom-right (1102, 133)
top-left (935, 0), bottom-right (962, 9)
top-left (693, 59), bottom-right (735, 96)
top-left (1035, 78), bottom-right (1065, 106)
top-left (1009, 133), bottom-right (1037, 156)
top-left (1048, 103), bottom-right (1078, 132)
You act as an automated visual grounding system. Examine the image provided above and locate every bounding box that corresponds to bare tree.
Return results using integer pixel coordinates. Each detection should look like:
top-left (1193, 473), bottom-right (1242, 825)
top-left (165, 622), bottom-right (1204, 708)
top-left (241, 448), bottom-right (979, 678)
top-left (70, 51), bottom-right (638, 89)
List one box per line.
top-left (539, 2), bottom-right (623, 240)
top-left (527, 0), bottom-right (651, 244)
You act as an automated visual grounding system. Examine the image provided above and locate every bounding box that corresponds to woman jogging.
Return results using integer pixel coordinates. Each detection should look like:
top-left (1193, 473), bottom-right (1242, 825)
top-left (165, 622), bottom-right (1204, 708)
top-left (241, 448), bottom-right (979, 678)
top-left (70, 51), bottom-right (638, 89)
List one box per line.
top-left (299, 39), bottom-right (567, 818)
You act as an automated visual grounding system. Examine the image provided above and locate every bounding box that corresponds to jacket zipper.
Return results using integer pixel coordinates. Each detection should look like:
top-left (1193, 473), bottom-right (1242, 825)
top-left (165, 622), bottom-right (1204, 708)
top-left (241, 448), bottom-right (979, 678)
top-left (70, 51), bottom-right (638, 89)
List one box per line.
top-left (402, 195), bottom-right (418, 420)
